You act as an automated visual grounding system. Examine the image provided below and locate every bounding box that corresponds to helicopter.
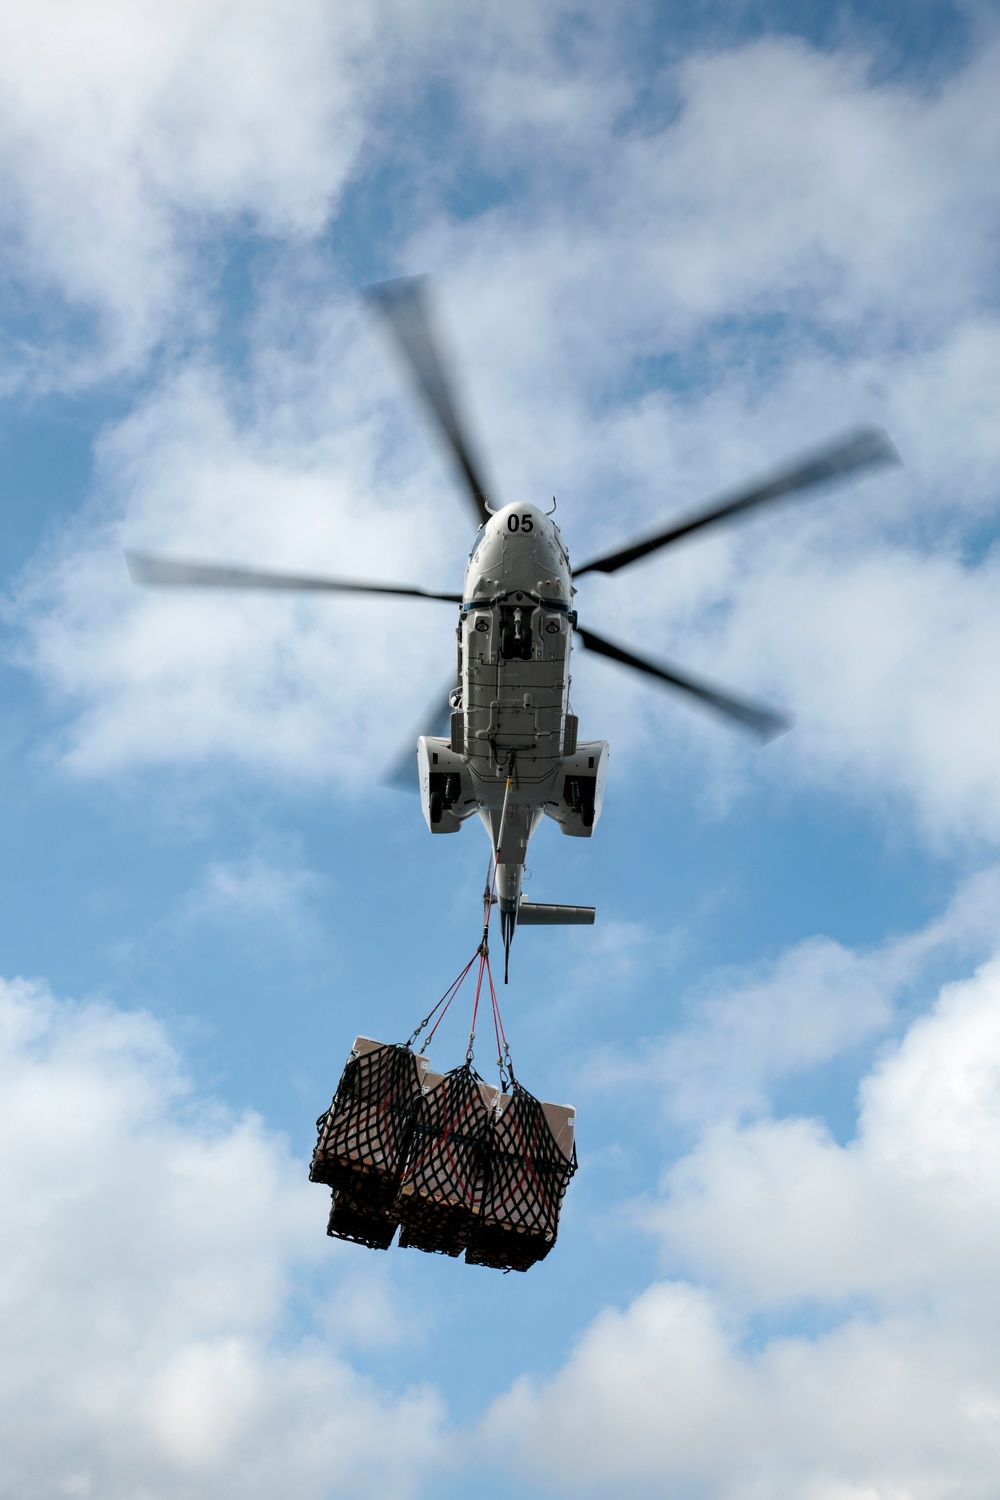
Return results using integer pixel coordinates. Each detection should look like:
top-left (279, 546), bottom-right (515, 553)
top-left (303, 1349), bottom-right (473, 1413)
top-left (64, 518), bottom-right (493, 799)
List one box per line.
top-left (127, 277), bottom-right (900, 978)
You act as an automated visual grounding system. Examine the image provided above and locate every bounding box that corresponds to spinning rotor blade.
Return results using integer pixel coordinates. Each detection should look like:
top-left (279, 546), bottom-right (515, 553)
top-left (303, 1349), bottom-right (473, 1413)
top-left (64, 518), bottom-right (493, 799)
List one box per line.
top-left (366, 277), bottom-right (494, 528)
top-left (575, 427), bottom-right (901, 578)
top-left (575, 623), bottom-right (789, 740)
top-left (126, 552), bottom-right (462, 604)
top-left (383, 685), bottom-right (455, 791)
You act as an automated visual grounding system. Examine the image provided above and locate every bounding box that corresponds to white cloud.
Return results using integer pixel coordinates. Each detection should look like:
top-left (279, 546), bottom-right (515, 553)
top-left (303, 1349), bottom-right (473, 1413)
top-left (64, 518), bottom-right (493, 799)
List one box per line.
top-left (189, 853), bottom-right (327, 930)
top-left (8, 344), bottom-right (461, 783)
top-left (487, 1279), bottom-right (1000, 1499)
top-left (484, 912), bottom-right (1000, 1499)
top-left (0, 975), bottom-right (442, 1498)
top-left (587, 866), bottom-right (1000, 1124)
top-left (656, 942), bottom-right (1000, 1312)
top-left (0, 0), bottom-right (374, 385)
top-left (719, 530), bottom-right (1000, 841)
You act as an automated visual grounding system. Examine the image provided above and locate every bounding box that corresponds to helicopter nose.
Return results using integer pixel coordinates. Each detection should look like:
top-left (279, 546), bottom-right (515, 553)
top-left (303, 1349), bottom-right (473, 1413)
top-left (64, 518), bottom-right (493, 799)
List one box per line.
top-left (499, 504), bottom-right (544, 534)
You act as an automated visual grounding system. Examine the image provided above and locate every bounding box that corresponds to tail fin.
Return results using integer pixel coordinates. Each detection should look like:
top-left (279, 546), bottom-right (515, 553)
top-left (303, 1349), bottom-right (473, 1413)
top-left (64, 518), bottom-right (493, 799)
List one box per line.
top-left (500, 907), bottom-right (516, 984)
top-left (516, 903), bottom-right (596, 926)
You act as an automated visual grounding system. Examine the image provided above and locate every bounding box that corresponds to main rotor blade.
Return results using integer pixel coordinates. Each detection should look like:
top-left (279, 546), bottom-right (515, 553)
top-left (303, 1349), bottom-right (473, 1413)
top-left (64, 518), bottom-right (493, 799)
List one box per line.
top-left (575, 623), bottom-right (789, 740)
top-left (575, 427), bottom-right (901, 577)
top-left (126, 552), bottom-right (462, 604)
top-left (383, 685), bottom-right (455, 791)
top-left (366, 277), bottom-right (493, 528)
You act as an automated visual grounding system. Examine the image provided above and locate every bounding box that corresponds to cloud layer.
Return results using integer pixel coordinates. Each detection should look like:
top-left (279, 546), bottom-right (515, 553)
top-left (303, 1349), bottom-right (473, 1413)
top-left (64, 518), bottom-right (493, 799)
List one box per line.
top-left (0, 976), bottom-right (440, 1499)
top-left (4, 23), bottom-right (999, 843)
top-left (6, 881), bottom-right (1000, 1499)
top-left (4, 11), bottom-right (1000, 1499)
top-left (487, 913), bottom-right (1000, 1499)
top-left (0, 0), bottom-right (374, 387)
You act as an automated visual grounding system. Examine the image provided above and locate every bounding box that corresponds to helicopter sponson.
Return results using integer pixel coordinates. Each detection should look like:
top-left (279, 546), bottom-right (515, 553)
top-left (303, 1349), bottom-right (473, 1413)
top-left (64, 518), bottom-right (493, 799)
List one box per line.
top-left (417, 500), bottom-right (608, 933)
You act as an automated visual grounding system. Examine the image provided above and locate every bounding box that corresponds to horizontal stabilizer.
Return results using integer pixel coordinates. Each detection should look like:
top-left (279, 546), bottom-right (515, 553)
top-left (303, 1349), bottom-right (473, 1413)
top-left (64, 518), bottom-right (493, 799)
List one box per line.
top-left (517, 902), bottom-right (596, 926)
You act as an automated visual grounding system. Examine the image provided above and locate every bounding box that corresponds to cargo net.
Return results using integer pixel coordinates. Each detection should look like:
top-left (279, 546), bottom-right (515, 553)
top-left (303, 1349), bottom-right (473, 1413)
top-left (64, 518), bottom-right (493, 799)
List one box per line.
top-left (468, 1083), bottom-right (578, 1272)
top-left (310, 858), bottom-right (577, 1269)
top-left (326, 1180), bottom-right (397, 1251)
top-left (395, 1064), bottom-right (493, 1257)
top-left (312, 1047), bottom-right (577, 1267)
top-left (392, 1068), bottom-right (577, 1270)
top-left (310, 1041), bottom-right (425, 1250)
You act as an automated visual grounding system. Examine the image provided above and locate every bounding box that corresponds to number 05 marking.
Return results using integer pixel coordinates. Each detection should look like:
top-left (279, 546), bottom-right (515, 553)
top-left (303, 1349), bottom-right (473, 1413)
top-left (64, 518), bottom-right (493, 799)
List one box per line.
top-left (507, 513), bottom-right (534, 533)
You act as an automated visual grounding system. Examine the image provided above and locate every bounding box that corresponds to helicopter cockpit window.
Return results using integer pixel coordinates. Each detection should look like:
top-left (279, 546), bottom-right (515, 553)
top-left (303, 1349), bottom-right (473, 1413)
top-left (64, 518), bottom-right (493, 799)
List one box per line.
top-left (468, 523), bottom-right (488, 562)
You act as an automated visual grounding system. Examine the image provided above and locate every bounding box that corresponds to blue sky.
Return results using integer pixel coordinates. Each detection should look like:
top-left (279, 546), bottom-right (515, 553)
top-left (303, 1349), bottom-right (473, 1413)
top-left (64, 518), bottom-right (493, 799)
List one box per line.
top-left (2, 2), bottom-right (1000, 1496)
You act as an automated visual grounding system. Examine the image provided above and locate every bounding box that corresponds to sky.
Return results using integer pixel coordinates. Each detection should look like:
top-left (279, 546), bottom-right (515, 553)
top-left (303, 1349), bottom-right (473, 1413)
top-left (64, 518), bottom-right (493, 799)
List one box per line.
top-left (1, 0), bottom-right (1000, 1495)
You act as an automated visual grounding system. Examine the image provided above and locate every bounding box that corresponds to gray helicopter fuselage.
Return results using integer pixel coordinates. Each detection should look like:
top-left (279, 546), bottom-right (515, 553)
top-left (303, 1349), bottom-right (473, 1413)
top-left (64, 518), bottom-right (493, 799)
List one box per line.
top-left (417, 502), bottom-right (608, 922)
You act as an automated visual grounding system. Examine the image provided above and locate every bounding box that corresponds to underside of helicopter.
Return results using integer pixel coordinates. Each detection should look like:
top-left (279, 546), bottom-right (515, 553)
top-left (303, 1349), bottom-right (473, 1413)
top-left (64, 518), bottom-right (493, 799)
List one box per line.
top-left (125, 275), bottom-right (900, 980)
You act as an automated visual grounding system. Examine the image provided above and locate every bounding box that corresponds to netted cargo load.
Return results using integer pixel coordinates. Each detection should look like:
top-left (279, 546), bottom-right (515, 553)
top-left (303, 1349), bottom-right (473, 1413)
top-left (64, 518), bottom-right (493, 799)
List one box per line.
top-left (466, 1084), bottom-right (577, 1272)
top-left (394, 1064), bottom-right (495, 1257)
top-left (326, 1179), bottom-right (398, 1251)
top-left (309, 917), bottom-right (580, 1268)
top-left (311, 1038), bottom-right (429, 1248)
